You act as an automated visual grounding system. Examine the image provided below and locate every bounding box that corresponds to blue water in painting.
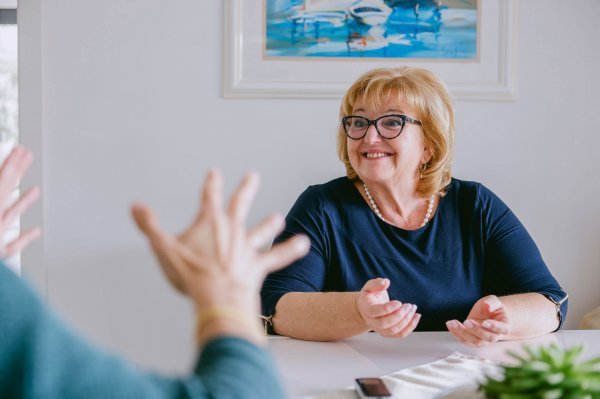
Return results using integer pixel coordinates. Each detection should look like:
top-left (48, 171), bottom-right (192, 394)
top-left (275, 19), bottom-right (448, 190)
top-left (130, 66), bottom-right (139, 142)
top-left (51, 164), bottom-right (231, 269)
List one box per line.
top-left (266, 1), bottom-right (477, 59)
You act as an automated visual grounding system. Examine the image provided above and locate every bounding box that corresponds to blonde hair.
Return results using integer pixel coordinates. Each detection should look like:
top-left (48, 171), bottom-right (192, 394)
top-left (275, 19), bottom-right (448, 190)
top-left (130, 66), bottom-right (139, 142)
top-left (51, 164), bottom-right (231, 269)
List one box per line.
top-left (337, 67), bottom-right (455, 197)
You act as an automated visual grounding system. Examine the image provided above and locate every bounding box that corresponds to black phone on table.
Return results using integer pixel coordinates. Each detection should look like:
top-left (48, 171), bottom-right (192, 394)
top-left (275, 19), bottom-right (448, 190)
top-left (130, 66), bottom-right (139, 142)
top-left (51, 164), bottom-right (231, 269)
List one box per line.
top-left (355, 377), bottom-right (392, 398)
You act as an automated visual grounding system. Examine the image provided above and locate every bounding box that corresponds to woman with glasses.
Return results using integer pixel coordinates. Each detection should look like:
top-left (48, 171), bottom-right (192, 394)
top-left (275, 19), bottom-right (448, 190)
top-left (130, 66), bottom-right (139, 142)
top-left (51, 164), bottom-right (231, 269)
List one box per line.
top-left (261, 67), bottom-right (568, 347)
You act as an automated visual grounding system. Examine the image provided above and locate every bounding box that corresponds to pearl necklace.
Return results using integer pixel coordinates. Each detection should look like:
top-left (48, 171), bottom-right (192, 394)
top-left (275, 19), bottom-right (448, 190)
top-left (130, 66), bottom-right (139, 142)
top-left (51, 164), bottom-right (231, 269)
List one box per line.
top-left (362, 182), bottom-right (435, 228)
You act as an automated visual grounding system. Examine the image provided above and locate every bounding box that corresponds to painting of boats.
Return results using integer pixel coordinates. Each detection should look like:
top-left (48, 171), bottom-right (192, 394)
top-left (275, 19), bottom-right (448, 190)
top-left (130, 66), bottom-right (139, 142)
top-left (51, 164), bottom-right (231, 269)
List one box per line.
top-left (265, 0), bottom-right (478, 59)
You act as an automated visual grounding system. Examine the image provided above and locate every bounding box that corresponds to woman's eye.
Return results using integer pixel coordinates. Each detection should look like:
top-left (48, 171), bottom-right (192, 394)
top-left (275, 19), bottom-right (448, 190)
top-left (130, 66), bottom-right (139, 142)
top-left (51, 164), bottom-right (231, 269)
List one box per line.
top-left (382, 118), bottom-right (402, 128)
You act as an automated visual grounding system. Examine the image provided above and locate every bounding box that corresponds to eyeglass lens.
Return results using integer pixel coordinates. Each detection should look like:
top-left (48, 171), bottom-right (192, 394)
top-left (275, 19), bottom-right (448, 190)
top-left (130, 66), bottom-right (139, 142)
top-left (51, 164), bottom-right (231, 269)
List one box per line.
top-left (343, 116), bottom-right (405, 139)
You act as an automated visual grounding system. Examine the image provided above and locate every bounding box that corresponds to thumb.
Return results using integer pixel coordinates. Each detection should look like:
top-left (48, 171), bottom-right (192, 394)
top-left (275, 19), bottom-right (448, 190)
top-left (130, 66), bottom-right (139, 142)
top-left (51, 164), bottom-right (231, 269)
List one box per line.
top-left (483, 295), bottom-right (503, 313)
top-left (361, 278), bottom-right (390, 293)
top-left (131, 203), bottom-right (161, 239)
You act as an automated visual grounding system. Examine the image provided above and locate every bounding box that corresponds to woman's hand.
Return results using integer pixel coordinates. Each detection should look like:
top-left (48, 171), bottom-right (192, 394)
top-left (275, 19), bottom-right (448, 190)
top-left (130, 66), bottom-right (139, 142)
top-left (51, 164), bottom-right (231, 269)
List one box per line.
top-left (132, 170), bottom-right (310, 345)
top-left (446, 295), bottom-right (511, 347)
top-left (0, 146), bottom-right (41, 259)
top-left (356, 278), bottom-right (421, 338)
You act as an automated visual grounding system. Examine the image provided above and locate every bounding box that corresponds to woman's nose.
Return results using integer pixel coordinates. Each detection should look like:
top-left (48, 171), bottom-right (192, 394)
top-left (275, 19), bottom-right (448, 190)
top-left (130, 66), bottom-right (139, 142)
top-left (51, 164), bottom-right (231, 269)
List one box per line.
top-left (363, 124), bottom-right (381, 143)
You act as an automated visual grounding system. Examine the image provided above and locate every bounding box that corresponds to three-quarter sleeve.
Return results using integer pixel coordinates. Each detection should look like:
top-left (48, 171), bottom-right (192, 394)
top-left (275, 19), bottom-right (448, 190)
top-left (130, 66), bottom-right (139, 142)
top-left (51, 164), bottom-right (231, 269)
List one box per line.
top-left (477, 185), bottom-right (569, 329)
top-left (260, 186), bottom-right (331, 321)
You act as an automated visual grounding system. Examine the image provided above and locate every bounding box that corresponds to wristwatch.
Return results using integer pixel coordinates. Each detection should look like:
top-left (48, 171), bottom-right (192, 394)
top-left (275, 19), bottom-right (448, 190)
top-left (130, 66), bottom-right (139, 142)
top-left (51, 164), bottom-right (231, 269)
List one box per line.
top-left (542, 292), bottom-right (569, 331)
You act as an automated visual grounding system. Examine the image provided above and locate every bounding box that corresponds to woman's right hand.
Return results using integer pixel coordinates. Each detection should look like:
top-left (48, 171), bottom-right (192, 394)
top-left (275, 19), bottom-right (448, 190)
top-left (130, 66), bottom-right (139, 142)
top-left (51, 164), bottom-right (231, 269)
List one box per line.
top-left (356, 278), bottom-right (421, 338)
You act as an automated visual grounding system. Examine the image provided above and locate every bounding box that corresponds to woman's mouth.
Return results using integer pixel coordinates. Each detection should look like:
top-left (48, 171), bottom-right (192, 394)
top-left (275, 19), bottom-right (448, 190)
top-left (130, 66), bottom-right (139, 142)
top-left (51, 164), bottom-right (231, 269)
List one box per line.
top-left (363, 152), bottom-right (391, 159)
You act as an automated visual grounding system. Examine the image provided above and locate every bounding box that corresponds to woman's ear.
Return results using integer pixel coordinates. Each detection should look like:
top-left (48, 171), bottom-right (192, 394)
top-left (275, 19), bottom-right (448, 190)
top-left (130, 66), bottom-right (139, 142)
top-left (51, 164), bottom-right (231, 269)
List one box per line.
top-left (422, 147), bottom-right (433, 164)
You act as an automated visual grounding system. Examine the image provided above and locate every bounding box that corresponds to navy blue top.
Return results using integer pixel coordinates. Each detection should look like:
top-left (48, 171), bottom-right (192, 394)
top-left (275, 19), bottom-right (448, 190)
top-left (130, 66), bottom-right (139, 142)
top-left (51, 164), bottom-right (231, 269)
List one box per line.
top-left (261, 177), bottom-right (568, 332)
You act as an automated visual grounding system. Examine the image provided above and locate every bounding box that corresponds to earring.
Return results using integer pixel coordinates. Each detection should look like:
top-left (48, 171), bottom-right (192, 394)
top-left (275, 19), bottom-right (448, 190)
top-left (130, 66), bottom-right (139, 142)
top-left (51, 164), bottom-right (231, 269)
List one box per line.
top-left (420, 163), bottom-right (427, 180)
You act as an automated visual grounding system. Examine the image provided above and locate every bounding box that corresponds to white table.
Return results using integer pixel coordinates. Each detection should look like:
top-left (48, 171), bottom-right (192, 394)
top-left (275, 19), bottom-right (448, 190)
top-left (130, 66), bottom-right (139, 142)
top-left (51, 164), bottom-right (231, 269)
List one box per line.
top-left (268, 330), bottom-right (600, 398)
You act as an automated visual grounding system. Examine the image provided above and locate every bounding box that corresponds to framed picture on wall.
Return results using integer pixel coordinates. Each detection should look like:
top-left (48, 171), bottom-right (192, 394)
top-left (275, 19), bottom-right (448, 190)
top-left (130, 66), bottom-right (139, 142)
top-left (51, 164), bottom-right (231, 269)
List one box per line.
top-left (224, 0), bottom-right (516, 101)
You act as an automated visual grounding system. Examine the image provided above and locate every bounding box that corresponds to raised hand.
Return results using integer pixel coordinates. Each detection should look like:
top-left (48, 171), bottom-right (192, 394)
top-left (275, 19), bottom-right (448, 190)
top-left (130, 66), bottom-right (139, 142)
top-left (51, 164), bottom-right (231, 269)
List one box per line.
top-left (446, 295), bottom-right (511, 347)
top-left (0, 145), bottom-right (40, 259)
top-left (356, 278), bottom-right (421, 338)
top-left (131, 170), bottom-right (310, 345)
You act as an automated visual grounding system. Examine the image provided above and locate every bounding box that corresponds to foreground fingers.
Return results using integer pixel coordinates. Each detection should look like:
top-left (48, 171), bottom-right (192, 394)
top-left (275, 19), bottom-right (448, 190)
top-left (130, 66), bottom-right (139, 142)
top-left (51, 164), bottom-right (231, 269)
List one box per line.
top-left (131, 203), bottom-right (163, 239)
top-left (247, 213), bottom-right (285, 249)
top-left (0, 146), bottom-right (33, 202)
top-left (197, 169), bottom-right (224, 221)
top-left (258, 234), bottom-right (310, 274)
top-left (2, 186), bottom-right (40, 226)
top-left (228, 172), bottom-right (259, 226)
top-left (131, 203), bottom-right (190, 291)
top-left (4, 227), bottom-right (41, 257)
top-left (131, 203), bottom-right (178, 261)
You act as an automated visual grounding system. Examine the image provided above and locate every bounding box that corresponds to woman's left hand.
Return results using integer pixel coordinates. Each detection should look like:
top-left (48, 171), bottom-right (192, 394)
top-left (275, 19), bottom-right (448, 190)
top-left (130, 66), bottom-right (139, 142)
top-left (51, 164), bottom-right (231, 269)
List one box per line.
top-left (445, 295), bottom-right (511, 347)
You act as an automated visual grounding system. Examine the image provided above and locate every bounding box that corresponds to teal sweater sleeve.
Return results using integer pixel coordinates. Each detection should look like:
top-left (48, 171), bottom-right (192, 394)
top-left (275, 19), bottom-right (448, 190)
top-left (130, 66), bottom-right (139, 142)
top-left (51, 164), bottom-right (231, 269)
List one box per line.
top-left (0, 263), bottom-right (284, 399)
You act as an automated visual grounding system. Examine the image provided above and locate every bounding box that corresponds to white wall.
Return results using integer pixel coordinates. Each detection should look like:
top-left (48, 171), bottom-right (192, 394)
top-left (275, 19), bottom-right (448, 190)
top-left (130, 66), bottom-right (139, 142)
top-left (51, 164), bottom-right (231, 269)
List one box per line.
top-left (18, 0), bottom-right (600, 372)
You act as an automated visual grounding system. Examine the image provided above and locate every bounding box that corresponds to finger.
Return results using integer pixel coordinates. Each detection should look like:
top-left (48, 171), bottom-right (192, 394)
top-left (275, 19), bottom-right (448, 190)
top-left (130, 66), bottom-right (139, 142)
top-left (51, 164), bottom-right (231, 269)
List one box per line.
top-left (4, 227), bottom-right (41, 257)
top-left (131, 203), bottom-right (181, 253)
top-left (204, 170), bottom-right (229, 256)
top-left (362, 299), bottom-right (403, 319)
top-left (227, 171), bottom-right (259, 225)
top-left (132, 204), bottom-right (189, 292)
top-left (257, 234), bottom-right (310, 274)
top-left (385, 312), bottom-right (421, 338)
top-left (361, 278), bottom-right (390, 293)
top-left (131, 203), bottom-right (177, 254)
top-left (373, 303), bottom-right (415, 329)
top-left (131, 203), bottom-right (164, 240)
top-left (446, 320), bottom-right (486, 347)
top-left (0, 146), bottom-right (32, 201)
top-left (481, 319), bottom-right (511, 335)
top-left (197, 169), bottom-right (224, 221)
top-left (463, 319), bottom-right (502, 343)
top-left (247, 213), bottom-right (284, 249)
top-left (446, 320), bottom-right (470, 344)
top-left (2, 186), bottom-right (40, 226)
top-left (446, 320), bottom-right (476, 345)
top-left (482, 295), bottom-right (503, 313)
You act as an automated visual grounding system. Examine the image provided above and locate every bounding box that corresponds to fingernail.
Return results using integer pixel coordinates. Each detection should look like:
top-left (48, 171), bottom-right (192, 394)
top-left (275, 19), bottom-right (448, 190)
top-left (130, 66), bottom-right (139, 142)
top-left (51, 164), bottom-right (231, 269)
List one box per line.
top-left (446, 320), bottom-right (455, 329)
top-left (464, 320), bottom-right (474, 329)
top-left (482, 320), bottom-right (492, 329)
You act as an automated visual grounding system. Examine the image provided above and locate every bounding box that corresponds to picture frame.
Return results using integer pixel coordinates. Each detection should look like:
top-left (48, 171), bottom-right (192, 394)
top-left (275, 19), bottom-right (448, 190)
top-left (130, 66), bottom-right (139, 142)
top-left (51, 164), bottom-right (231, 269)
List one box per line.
top-left (224, 0), bottom-right (516, 101)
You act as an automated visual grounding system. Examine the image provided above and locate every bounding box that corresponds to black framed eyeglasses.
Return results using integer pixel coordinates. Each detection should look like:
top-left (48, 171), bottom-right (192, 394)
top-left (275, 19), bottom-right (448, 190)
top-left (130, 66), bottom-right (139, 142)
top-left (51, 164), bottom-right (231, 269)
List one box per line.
top-left (341, 114), bottom-right (422, 140)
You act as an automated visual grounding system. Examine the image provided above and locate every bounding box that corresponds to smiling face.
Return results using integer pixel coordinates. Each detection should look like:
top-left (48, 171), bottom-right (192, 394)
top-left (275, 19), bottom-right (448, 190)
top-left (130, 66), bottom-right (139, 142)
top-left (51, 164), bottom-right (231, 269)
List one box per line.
top-left (346, 93), bottom-right (429, 186)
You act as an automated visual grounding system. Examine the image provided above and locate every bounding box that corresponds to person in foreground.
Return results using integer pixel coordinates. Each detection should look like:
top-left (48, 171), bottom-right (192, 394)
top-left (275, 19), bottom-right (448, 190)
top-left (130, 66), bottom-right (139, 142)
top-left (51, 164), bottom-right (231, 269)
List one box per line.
top-left (261, 67), bottom-right (568, 347)
top-left (0, 145), bottom-right (310, 398)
